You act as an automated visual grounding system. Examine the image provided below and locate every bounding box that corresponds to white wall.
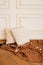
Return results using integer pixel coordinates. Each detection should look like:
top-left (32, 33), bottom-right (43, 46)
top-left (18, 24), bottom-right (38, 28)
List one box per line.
top-left (0, 0), bottom-right (43, 40)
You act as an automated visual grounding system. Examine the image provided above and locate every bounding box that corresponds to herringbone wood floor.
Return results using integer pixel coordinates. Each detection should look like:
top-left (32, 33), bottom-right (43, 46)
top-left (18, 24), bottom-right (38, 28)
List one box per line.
top-left (0, 49), bottom-right (43, 65)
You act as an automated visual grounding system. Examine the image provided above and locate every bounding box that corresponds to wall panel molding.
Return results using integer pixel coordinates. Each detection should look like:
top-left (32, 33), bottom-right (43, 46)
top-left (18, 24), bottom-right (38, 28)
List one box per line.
top-left (16, 14), bottom-right (43, 30)
top-left (16, 0), bottom-right (43, 9)
top-left (0, 14), bottom-right (10, 28)
top-left (16, 14), bottom-right (43, 39)
top-left (0, 0), bottom-right (10, 9)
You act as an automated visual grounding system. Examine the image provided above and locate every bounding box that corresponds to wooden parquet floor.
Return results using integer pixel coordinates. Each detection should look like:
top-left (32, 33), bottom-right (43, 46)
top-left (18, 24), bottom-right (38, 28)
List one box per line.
top-left (0, 48), bottom-right (43, 65)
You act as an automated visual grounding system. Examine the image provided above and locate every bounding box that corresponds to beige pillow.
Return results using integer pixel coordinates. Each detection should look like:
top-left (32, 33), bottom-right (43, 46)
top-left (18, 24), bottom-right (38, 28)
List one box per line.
top-left (11, 28), bottom-right (30, 46)
top-left (6, 29), bottom-right (15, 44)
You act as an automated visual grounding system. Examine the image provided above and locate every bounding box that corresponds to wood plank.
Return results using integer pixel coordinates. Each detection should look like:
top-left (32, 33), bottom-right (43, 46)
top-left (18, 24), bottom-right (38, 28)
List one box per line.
top-left (0, 49), bottom-right (43, 65)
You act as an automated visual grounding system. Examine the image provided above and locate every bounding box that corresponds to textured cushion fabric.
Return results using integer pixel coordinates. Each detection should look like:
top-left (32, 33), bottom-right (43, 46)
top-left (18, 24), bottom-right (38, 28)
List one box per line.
top-left (6, 29), bottom-right (15, 44)
top-left (11, 28), bottom-right (30, 46)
